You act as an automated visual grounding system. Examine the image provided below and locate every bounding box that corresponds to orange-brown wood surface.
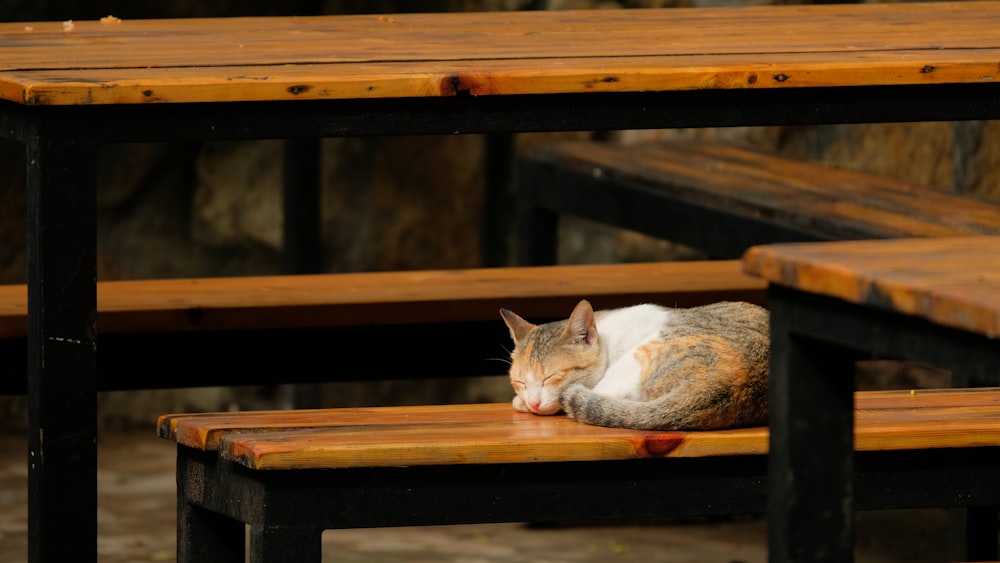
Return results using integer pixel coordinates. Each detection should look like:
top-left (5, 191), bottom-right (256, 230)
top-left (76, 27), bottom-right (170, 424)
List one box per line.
top-left (0, 261), bottom-right (766, 339)
top-left (742, 237), bottom-right (1000, 337)
top-left (2, 2), bottom-right (1000, 105)
top-left (532, 141), bottom-right (1000, 240)
top-left (157, 387), bottom-right (1000, 470)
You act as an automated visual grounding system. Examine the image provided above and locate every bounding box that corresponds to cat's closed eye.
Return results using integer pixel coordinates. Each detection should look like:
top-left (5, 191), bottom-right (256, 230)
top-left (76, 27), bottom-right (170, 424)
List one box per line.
top-left (541, 373), bottom-right (565, 387)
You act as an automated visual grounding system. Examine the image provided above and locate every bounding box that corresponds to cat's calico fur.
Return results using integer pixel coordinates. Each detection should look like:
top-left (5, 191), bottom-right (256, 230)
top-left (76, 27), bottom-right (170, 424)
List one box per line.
top-left (499, 300), bottom-right (769, 431)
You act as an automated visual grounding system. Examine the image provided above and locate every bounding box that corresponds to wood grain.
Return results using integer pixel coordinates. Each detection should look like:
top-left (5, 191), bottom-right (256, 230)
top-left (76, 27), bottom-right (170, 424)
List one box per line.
top-left (2, 2), bottom-right (1000, 105)
top-left (530, 141), bottom-right (1000, 241)
top-left (157, 387), bottom-right (1000, 470)
top-left (742, 237), bottom-right (1000, 337)
top-left (0, 261), bottom-right (766, 338)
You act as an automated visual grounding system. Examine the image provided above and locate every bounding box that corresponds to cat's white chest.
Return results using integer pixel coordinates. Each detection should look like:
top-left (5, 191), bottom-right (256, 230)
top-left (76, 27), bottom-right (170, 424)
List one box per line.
top-left (592, 355), bottom-right (643, 398)
top-left (590, 304), bottom-right (672, 400)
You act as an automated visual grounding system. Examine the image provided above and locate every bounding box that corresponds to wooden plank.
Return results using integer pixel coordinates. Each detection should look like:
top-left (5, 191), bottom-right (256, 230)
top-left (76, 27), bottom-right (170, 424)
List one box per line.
top-left (3, 5), bottom-right (997, 71)
top-left (530, 141), bottom-right (1000, 239)
top-left (158, 403), bottom-right (518, 450)
top-left (2, 2), bottom-right (1000, 105)
top-left (4, 49), bottom-right (999, 106)
top-left (742, 237), bottom-right (1000, 337)
top-left (156, 388), bottom-right (1000, 470)
top-left (854, 387), bottom-right (1000, 410)
top-left (668, 145), bottom-right (1000, 233)
top-left (222, 417), bottom-right (691, 470)
top-left (0, 261), bottom-right (766, 339)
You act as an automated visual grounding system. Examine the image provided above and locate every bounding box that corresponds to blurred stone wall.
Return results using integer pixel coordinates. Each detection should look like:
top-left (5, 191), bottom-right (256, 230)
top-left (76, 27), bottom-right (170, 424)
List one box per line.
top-left (2, 0), bottom-right (996, 430)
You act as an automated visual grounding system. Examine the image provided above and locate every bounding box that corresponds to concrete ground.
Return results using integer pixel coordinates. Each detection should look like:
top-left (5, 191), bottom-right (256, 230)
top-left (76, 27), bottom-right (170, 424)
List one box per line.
top-left (0, 430), bottom-right (960, 563)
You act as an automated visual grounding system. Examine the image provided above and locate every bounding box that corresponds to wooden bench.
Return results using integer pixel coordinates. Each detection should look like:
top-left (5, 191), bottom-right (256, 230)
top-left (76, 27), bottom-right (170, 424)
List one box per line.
top-left (158, 387), bottom-right (1000, 562)
top-left (742, 236), bottom-right (1000, 562)
top-left (0, 261), bottom-right (765, 394)
top-left (514, 141), bottom-right (1000, 263)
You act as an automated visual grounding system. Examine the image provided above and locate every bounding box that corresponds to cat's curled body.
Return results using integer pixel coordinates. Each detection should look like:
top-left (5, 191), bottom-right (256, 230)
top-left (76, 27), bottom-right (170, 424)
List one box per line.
top-left (499, 299), bottom-right (769, 431)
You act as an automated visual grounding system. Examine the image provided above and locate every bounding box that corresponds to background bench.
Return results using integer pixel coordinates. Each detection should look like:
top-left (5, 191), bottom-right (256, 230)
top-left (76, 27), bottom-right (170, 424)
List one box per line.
top-left (159, 387), bottom-right (1000, 562)
top-left (514, 141), bottom-right (1000, 264)
top-left (0, 261), bottom-right (765, 394)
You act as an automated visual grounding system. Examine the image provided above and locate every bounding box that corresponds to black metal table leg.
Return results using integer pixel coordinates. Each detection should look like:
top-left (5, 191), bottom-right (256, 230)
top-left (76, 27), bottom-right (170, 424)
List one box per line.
top-left (767, 287), bottom-right (857, 563)
top-left (282, 138), bottom-right (323, 409)
top-left (25, 131), bottom-right (98, 563)
top-left (513, 200), bottom-right (558, 266)
top-left (483, 132), bottom-right (516, 267)
top-left (283, 138), bottom-right (322, 275)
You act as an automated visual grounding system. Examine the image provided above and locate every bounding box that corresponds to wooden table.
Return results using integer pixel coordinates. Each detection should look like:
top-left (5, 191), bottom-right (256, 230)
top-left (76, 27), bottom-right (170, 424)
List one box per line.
top-left (3, 3), bottom-right (1000, 562)
top-left (743, 236), bottom-right (1000, 561)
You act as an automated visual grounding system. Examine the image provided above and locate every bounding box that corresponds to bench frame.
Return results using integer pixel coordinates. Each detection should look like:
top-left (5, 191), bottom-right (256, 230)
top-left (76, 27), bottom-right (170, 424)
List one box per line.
top-left (513, 141), bottom-right (1000, 265)
top-left (514, 144), bottom-right (831, 264)
top-left (174, 439), bottom-right (1000, 562)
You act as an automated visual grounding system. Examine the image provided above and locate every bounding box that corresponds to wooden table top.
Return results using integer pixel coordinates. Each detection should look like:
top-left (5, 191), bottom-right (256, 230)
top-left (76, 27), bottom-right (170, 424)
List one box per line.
top-left (2, 1), bottom-right (999, 105)
top-left (742, 236), bottom-right (1000, 338)
top-left (157, 387), bottom-right (1000, 470)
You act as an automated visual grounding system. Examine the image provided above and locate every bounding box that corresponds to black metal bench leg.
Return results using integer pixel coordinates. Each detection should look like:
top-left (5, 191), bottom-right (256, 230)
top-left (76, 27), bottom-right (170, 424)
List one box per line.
top-left (949, 506), bottom-right (1000, 561)
top-left (176, 447), bottom-right (245, 563)
top-left (249, 526), bottom-right (322, 563)
top-left (25, 133), bottom-right (98, 563)
top-left (947, 361), bottom-right (999, 560)
top-left (177, 502), bottom-right (245, 563)
top-left (768, 287), bottom-right (857, 563)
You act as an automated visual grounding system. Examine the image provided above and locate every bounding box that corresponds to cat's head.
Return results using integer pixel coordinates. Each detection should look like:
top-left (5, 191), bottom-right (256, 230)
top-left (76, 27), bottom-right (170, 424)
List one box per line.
top-left (499, 299), bottom-right (605, 415)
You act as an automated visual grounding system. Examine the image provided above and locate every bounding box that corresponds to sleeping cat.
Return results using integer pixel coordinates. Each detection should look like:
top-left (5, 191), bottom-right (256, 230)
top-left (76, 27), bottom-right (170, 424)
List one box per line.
top-left (499, 299), bottom-right (769, 431)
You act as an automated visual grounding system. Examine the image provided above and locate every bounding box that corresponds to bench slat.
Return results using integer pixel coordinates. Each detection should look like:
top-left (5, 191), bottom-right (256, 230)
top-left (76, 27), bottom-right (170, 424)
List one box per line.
top-left (157, 388), bottom-right (1000, 470)
top-left (524, 141), bottom-right (1000, 242)
top-left (651, 142), bottom-right (1000, 226)
top-left (742, 236), bottom-right (1000, 337)
top-left (0, 261), bottom-right (766, 339)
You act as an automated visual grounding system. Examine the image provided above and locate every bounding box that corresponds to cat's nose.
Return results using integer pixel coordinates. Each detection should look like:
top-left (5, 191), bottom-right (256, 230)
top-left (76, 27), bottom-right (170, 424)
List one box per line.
top-left (528, 398), bottom-right (542, 412)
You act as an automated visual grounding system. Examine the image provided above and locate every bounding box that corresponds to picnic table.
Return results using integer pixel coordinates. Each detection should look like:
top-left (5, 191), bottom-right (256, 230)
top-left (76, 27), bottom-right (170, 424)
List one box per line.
top-left (744, 237), bottom-right (1000, 561)
top-left (3, 3), bottom-right (1000, 562)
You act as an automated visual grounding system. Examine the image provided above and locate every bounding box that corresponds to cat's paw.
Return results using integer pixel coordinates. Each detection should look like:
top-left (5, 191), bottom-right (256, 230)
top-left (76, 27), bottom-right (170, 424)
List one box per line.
top-left (559, 384), bottom-right (587, 419)
top-left (512, 395), bottom-right (531, 413)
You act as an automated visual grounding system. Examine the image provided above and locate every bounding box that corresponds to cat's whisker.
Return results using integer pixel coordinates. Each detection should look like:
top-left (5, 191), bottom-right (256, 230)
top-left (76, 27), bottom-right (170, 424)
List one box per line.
top-left (486, 343), bottom-right (514, 366)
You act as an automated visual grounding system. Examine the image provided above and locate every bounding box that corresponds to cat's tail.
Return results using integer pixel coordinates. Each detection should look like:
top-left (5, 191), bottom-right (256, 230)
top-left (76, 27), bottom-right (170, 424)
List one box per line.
top-left (561, 384), bottom-right (766, 431)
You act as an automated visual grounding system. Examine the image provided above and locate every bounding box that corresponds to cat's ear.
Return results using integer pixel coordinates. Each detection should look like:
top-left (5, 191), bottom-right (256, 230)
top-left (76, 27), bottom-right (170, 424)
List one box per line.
top-left (500, 308), bottom-right (535, 344)
top-left (564, 299), bottom-right (598, 346)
